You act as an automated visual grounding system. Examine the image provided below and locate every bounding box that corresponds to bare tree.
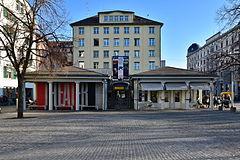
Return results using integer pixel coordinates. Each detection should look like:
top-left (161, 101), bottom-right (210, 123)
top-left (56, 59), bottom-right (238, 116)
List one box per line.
top-left (0, 0), bottom-right (68, 118)
top-left (217, 0), bottom-right (240, 29)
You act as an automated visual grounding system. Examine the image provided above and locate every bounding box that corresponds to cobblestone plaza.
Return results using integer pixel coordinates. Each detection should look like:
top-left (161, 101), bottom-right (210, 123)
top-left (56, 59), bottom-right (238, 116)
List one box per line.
top-left (0, 110), bottom-right (240, 160)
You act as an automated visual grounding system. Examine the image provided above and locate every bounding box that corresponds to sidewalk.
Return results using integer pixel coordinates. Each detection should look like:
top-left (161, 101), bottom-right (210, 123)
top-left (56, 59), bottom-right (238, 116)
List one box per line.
top-left (0, 105), bottom-right (16, 113)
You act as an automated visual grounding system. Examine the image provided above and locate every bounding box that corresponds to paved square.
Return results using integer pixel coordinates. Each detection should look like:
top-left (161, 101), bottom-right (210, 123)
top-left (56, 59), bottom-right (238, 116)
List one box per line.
top-left (0, 110), bottom-right (240, 160)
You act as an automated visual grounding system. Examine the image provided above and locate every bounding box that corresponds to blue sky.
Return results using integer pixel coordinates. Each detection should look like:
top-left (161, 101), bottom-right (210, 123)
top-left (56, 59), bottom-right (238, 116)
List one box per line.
top-left (64, 0), bottom-right (226, 68)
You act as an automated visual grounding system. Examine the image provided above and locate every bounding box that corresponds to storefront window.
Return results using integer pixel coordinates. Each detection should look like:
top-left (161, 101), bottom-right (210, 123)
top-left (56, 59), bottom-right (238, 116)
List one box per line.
top-left (165, 91), bottom-right (169, 102)
top-left (175, 91), bottom-right (180, 102)
top-left (151, 91), bottom-right (157, 103)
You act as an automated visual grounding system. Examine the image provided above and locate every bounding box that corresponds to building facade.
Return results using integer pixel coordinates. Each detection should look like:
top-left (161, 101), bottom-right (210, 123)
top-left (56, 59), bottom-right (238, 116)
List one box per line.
top-left (0, 0), bottom-right (36, 104)
top-left (70, 10), bottom-right (164, 75)
top-left (187, 24), bottom-right (240, 100)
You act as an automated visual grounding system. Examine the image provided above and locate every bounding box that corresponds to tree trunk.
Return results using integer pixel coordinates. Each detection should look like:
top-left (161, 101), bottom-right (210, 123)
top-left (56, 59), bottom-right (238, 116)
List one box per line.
top-left (17, 76), bottom-right (24, 118)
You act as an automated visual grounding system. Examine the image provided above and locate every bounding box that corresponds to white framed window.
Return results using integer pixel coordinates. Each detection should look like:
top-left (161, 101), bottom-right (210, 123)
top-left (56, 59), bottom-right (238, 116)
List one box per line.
top-left (93, 51), bottom-right (99, 58)
top-left (103, 38), bottom-right (109, 46)
top-left (134, 38), bottom-right (140, 46)
top-left (114, 50), bottom-right (119, 56)
top-left (104, 27), bottom-right (109, 34)
top-left (93, 62), bottom-right (99, 69)
top-left (109, 16), bottom-right (113, 21)
top-left (149, 50), bottom-right (155, 57)
top-left (149, 61), bottom-right (155, 70)
top-left (93, 27), bottom-right (99, 34)
top-left (79, 39), bottom-right (84, 47)
top-left (79, 50), bottom-right (84, 57)
top-left (114, 38), bottom-right (120, 46)
top-left (104, 16), bottom-right (108, 22)
top-left (79, 61), bottom-right (84, 68)
top-left (104, 50), bottom-right (109, 58)
top-left (134, 50), bottom-right (140, 58)
top-left (120, 16), bottom-right (124, 21)
top-left (114, 27), bottom-right (119, 34)
top-left (134, 62), bottom-right (140, 70)
top-left (134, 27), bottom-right (140, 34)
top-left (114, 15), bottom-right (118, 21)
top-left (124, 50), bottom-right (129, 56)
top-left (149, 27), bottom-right (155, 34)
top-left (124, 27), bottom-right (130, 34)
top-left (103, 62), bottom-right (109, 69)
top-left (149, 38), bottom-right (155, 46)
top-left (124, 15), bottom-right (129, 21)
top-left (124, 38), bottom-right (130, 46)
top-left (79, 27), bottom-right (84, 34)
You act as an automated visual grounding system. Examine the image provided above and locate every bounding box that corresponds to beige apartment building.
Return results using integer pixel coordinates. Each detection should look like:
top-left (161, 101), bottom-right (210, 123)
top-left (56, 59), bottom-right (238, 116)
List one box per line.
top-left (70, 10), bottom-right (164, 75)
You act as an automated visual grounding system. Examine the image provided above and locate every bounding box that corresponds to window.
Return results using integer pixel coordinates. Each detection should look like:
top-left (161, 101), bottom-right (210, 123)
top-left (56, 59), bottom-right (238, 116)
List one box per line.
top-left (103, 62), bottom-right (109, 69)
top-left (79, 39), bottom-right (84, 47)
top-left (124, 15), bottom-right (129, 21)
top-left (104, 27), bottom-right (109, 34)
top-left (104, 16), bottom-right (108, 22)
top-left (114, 50), bottom-right (119, 56)
top-left (93, 27), bottom-right (99, 34)
top-left (93, 51), bottom-right (99, 58)
top-left (165, 91), bottom-right (169, 102)
top-left (94, 38), bottom-right (99, 46)
top-left (149, 27), bottom-right (155, 34)
top-left (226, 39), bottom-right (228, 46)
top-left (120, 16), bottom-right (124, 21)
top-left (124, 50), bottom-right (129, 56)
top-left (134, 50), bottom-right (140, 58)
top-left (79, 50), bottom-right (84, 57)
top-left (109, 16), bottom-right (113, 21)
top-left (124, 27), bottom-right (130, 34)
top-left (93, 62), bottom-right (99, 69)
top-left (104, 51), bottom-right (109, 58)
top-left (114, 38), bottom-right (120, 46)
top-left (79, 61), bottom-right (84, 68)
top-left (134, 38), bottom-right (140, 46)
top-left (149, 50), bottom-right (155, 57)
top-left (174, 91), bottom-right (180, 102)
top-left (134, 27), bottom-right (140, 34)
top-left (79, 27), bottom-right (84, 34)
top-left (114, 27), bottom-right (119, 34)
top-left (124, 38), bottom-right (130, 46)
top-left (134, 62), bottom-right (140, 70)
top-left (103, 38), bottom-right (109, 46)
top-left (114, 16), bottom-right (118, 21)
top-left (3, 66), bottom-right (15, 79)
top-left (149, 38), bottom-right (155, 46)
top-left (149, 61), bottom-right (155, 70)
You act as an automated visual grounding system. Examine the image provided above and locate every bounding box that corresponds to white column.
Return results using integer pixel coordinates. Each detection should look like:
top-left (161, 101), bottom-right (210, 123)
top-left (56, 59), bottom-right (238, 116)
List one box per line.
top-left (147, 91), bottom-right (151, 101)
top-left (161, 82), bottom-right (165, 109)
top-left (199, 89), bottom-right (203, 104)
top-left (75, 82), bottom-right (80, 111)
top-left (54, 83), bottom-right (57, 108)
top-left (48, 81), bottom-right (53, 110)
top-left (210, 82), bottom-right (214, 110)
top-left (134, 80), bottom-right (139, 110)
top-left (102, 80), bottom-right (108, 110)
top-left (157, 91), bottom-right (161, 104)
top-left (23, 82), bottom-right (26, 110)
top-left (185, 82), bottom-right (190, 109)
top-left (33, 83), bottom-right (37, 101)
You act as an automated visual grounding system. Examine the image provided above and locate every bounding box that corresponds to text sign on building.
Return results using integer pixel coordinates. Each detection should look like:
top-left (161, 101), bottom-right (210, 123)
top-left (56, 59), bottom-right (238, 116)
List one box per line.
top-left (112, 56), bottom-right (129, 80)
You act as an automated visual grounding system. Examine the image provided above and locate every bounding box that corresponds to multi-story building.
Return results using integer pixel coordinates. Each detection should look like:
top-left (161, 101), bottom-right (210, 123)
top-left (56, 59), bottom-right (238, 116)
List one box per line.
top-left (187, 24), bottom-right (240, 100)
top-left (70, 10), bottom-right (164, 75)
top-left (0, 0), bottom-right (36, 104)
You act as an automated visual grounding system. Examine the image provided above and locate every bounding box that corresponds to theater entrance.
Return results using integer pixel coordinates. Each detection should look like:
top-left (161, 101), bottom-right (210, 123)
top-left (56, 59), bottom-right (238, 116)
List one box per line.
top-left (109, 82), bottom-right (132, 110)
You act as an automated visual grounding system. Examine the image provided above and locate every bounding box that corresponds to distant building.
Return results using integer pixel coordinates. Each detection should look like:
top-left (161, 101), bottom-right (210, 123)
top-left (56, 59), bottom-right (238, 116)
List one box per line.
top-left (70, 10), bottom-right (164, 75)
top-left (187, 24), bottom-right (240, 99)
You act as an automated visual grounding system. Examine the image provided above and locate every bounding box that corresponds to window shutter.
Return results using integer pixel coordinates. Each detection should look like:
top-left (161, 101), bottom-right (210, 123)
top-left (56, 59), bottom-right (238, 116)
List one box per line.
top-left (3, 66), bottom-right (7, 78)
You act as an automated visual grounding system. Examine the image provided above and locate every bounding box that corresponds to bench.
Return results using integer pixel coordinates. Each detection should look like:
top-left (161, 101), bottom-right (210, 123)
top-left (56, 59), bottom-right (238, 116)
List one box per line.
top-left (81, 105), bottom-right (99, 110)
top-left (28, 105), bottom-right (47, 110)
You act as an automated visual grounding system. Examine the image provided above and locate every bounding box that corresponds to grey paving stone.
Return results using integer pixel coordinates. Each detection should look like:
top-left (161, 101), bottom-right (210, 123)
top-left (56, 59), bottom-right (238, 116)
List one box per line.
top-left (0, 110), bottom-right (240, 160)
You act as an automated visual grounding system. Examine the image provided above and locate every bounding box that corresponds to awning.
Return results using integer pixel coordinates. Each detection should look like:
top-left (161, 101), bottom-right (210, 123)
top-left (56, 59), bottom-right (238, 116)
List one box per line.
top-left (165, 83), bottom-right (188, 90)
top-left (190, 83), bottom-right (210, 90)
top-left (140, 83), bottom-right (163, 91)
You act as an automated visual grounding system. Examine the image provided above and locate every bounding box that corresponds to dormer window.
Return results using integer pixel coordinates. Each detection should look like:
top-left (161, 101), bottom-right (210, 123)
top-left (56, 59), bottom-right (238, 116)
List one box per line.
top-left (120, 16), bottom-right (124, 21)
top-left (114, 16), bottom-right (118, 21)
top-left (125, 16), bottom-right (129, 21)
top-left (109, 16), bottom-right (113, 21)
top-left (104, 16), bottom-right (108, 22)
top-left (102, 15), bottom-right (130, 22)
